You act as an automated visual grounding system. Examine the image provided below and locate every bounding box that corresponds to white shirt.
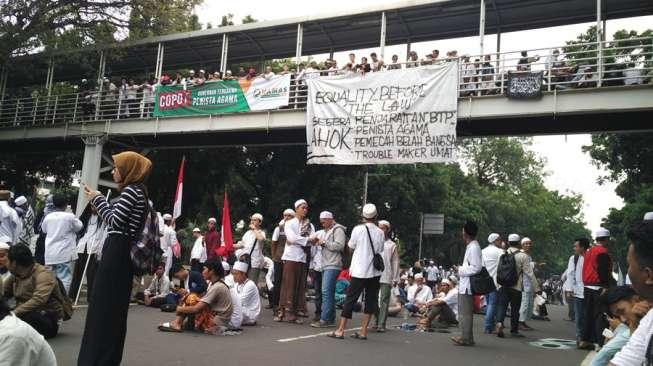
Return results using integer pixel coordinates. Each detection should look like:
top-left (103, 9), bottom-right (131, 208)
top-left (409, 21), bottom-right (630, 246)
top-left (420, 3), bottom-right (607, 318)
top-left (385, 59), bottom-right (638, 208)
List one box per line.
top-left (190, 236), bottom-right (207, 263)
top-left (458, 240), bottom-right (482, 295)
top-left (442, 287), bottom-right (459, 318)
top-left (348, 223), bottom-right (384, 279)
top-left (263, 257), bottom-right (274, 290)
top-left (41, 211), bottom-right (83, 265)
top-left (161, 225), bottom-right (176, 256)
top-left (236, 279), bottom-right (261, 325)
top-left (229, 287), bottom-right (243, 329)
top-left (371, 58), bottom-right (384, 71)
top-left (0, 314), bottom-right (57, 366)
top-left (482, 245), bottom-right (504, 286)
top-left (623, 69), bottom-right (643, 85)
top-left (142, 84), bottom-right (154, 103)
top-left (0, 202), bottom-right (21, 244)
top-left (224, 274), bottom-right (235, 289)
top-left (282, 217), bottom-right (314, 263)
top-left (426, 265), bottom-right (440, 281)
top-left (522, 252), bottom-right (535, 292)
top-left (310, 230), bottom-right (325, 271)
top-left (76, 214), bottom-right (103, 255)
top-left (126, 84), bottom-right (138, 99)
top-left (407, 283), bottom-right (433, 305)
top-left (241, 229), bottom-right (266, 269)
top-left (271, 226), bottom-right (280, 241)
top-left (144, 274), bottom-right (171, 298)
top-left (610, 308), bottom-right (653, 366)
top-left (380, 239), bottom-right (400, 284)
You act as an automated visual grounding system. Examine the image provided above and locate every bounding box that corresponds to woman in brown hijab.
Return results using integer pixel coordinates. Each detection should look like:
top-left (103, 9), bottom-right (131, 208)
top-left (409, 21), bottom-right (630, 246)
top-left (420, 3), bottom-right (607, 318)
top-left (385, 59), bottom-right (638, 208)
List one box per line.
top-left (78, 151), bottom-right (152, 366)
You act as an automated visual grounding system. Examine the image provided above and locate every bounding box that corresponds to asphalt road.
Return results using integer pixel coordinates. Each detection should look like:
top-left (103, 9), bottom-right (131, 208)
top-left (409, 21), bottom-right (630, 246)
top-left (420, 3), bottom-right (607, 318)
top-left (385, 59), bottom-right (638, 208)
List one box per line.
top-left (49, 302), bottom-right (589, 366)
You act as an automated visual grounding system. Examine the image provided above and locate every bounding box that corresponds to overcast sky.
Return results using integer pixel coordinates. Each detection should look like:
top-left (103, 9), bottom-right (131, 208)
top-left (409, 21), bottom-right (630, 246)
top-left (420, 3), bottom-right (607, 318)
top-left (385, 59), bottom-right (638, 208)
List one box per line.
top-left (196, 2), bottom-right (652, 231)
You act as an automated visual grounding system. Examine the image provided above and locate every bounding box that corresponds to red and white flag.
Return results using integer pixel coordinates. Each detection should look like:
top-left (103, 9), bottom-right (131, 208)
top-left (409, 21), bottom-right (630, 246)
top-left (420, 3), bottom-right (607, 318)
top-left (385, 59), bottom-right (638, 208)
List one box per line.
top-left (172, 156), bottom-right (185, 220)
top-left (219, 192), bottom-right (234, 256)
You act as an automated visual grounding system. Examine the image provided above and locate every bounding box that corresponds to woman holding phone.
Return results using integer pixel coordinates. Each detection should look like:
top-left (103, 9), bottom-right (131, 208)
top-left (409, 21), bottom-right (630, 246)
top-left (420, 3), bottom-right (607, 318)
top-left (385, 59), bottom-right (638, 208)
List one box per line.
top-left (77, 151), bottom-right (152, 366)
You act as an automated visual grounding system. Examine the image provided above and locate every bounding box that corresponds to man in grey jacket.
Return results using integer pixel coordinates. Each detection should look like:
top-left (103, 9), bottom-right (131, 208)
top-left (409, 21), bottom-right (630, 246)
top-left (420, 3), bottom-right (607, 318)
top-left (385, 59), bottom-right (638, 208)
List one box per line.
top-left (311, 211), bottom-right (346, 328)
top-left (495, 234), bottom-right (539, 338)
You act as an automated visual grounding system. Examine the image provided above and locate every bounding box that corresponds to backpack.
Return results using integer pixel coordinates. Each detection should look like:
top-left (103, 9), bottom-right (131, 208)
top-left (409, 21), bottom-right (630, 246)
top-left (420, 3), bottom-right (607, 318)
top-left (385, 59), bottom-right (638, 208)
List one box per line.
top-left (131, 201), bottom-right (164, 275)
top-left (54, 277), bottom-right (74, 321)
top-left (497, 250), bottom-right (519, 287)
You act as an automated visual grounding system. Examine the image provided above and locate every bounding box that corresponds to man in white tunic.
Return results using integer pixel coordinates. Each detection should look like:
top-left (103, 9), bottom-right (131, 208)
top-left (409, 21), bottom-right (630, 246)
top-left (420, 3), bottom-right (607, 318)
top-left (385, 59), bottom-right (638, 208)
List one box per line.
top-left (190, 228), bottom-right (207, 273)
top-left (161, 214), bottom-right (177, 279)
top-left (329, 203), bottom-right (384, 340)
top-left (451, 221), bottom-right (482, 347)
top-left (0, 299), bottom-right (57, 366)
top-left (232, 261), bottom-right (261, 325)
top-left (234, 213), bottom-right (266, 283)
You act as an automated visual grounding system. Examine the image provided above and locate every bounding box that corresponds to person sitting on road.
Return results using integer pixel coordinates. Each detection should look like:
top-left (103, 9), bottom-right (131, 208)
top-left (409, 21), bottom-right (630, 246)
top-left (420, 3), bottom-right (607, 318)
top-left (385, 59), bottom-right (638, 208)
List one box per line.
top-left (2, 245), bottom-right (68, 339)
top-left (405, 273), bottom-right (433, 315)
top-left (0, 298), bottom-right (57, 366)
top-left (589, 286), bottom-right (641, 366)
top-left (165, 264), bottom-right (207, 306)
top-left (158, 259), bottom-right (233, 334)
top-left (418, 278), bottom-right (459, 331)
top-left (232, 261), bottom-right (261, 325)
top-left (140, 264), bottom-right (172, 308)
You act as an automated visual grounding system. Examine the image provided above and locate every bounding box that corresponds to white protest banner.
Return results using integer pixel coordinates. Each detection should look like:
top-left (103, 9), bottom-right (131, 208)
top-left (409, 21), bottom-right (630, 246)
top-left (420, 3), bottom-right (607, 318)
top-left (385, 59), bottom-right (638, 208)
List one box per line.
top-left (305, 62), bottom-right (458, 165)
top-left (246, 74), bottom-right (291, 111)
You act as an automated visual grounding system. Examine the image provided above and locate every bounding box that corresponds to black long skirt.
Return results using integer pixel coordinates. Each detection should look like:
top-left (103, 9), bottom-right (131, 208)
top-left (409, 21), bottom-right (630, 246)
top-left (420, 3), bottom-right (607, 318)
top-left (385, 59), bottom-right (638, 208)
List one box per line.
top-left (78, 234), bottom-right (134, 366)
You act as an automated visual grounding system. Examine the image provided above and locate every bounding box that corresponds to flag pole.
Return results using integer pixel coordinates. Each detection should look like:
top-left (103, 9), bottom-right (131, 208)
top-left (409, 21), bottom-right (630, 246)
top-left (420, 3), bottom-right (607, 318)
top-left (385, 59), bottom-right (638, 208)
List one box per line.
top-left (75, 188), bottom-right (111, 306)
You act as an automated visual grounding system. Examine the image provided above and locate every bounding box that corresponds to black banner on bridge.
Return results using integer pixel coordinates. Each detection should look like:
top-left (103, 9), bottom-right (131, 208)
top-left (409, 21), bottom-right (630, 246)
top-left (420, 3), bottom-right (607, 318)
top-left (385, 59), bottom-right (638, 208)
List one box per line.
top-left (505, 71), bottom-right (543, 99)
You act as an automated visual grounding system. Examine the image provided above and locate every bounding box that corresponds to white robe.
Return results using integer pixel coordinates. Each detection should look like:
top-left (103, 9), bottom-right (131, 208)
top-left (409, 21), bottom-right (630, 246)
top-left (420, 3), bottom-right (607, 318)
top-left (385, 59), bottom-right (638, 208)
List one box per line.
top-left (236, 279), bottom-right (261, 325)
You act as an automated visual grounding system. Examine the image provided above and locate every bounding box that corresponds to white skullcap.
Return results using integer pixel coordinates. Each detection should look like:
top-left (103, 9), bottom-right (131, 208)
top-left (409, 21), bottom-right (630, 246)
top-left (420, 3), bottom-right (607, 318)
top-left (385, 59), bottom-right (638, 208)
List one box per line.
top-left (595, 227), bottom-right (611, 238)
top-left (199, 69), bottom-right (205, 73)
top-left (400, 274), bottom-right (408, 280)
top-left (378, 220), bottom-right (391, 229)
top-left (319, 211), bottom-right (333, 220)
top-left (226, 70), bottom-right (232, 74)
top-left (294, 199), bottom-right (307, 209)
top-left (14, 196), bottom-right (27, 206)
top-left (222, 261), bottom-right (230, 272)
top-left (362, 203), bottom-right (377, 219)
top-left (251, 213), bottom-right (263, 222)
top-left (414, 273), bottom-right (424, 280)
top-left (162, 213), bottom-right (173, 220)
top-left (0, 242), bottom-right (9, 250)
top-left (441, 278), bottom-right (452, 286)
top-left (192, 227), bottom-right (201, 233)
top-left (521, 237), bottom-right (532, 244)
top-left (448, 276), bottom-right (458, 285)
top-left (233, 261), bottom-right (249, 273)
top-left (189, 70), bottom-right (195, 74)
top-left (283, 209), bottom-right (295, 216)
top-left (488, 233), bottom-right (500, 243)
top-left (508, 234), bottom-right (520, 242)
top-left (235, 249), bottom-right (246, 259)
top-left (208, 217), bottom-right (217, 223)
top-left (644, 212), bottom-right (653, 221)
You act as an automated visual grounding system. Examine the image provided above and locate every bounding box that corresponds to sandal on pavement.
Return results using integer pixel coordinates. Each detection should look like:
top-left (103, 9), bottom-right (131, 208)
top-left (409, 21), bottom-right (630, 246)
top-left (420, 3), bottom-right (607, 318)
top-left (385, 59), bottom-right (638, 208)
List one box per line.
top-left (158, 322), bottom-right (183, 333)
top-left (451, 336), bottom-right (474, 346)
top-left (350, 332), bottom-right (367, 340)
top-left (327, 332), bottom-right (344, 339)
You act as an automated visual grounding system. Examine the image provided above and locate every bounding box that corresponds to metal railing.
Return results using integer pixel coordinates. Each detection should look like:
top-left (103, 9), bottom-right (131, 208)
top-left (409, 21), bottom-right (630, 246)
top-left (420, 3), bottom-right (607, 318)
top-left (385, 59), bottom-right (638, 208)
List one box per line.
top-left (0, 37), bottom-right (651, 129)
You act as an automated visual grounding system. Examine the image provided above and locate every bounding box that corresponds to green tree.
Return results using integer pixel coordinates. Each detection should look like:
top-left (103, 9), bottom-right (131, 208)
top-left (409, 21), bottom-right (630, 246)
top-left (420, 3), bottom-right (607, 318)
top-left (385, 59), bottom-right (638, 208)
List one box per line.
top-left (127, 0), bottom-right (203, 40)
top-left (219, 14), bottom-right (234, 27)
top-left (0, 0), bottom-right (129, 63)
top-left (241, 15), bottom-right (258, 24)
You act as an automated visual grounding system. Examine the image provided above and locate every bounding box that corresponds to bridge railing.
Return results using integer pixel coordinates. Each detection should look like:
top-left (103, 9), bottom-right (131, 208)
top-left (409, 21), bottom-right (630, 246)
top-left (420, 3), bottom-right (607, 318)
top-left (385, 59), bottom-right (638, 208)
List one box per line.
top-left (0, 37), bottom-right (651, 129)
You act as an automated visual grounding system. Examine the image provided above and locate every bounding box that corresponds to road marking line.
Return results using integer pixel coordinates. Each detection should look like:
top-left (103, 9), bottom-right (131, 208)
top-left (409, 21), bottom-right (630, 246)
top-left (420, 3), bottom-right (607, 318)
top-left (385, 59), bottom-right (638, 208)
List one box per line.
top-left (277, 327), bottom-right (362, 342)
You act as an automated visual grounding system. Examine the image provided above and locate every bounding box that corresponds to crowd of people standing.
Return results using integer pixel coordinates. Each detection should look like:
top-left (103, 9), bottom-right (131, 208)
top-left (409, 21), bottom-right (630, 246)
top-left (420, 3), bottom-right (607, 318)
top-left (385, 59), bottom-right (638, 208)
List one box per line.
top-left (0, 159), bottom-right (652, 366)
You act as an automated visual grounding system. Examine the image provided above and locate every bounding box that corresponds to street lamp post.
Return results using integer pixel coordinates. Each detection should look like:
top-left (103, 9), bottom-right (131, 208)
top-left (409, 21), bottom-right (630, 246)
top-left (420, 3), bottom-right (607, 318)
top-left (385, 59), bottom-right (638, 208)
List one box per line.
top-left (362, 170), bottom-right (390, 206)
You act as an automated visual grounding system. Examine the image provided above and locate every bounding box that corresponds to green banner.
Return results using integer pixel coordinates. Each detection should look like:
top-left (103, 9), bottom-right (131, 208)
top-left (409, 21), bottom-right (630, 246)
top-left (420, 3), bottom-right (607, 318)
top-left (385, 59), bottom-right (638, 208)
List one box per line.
top-left (154, 80), bottom-right (249, 117)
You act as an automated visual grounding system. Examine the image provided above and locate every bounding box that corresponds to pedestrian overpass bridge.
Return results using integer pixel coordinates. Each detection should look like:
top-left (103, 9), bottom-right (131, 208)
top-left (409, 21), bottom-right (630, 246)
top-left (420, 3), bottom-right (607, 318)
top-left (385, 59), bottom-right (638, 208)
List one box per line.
top-left (0, 85), bottom-right (651, 152)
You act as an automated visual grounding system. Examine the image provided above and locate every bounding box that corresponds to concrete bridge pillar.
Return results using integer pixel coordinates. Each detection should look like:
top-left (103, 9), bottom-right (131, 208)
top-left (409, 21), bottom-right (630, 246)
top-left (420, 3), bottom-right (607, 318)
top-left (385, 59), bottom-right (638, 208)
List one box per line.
top-left (75, 135), bottom-right (105, 216)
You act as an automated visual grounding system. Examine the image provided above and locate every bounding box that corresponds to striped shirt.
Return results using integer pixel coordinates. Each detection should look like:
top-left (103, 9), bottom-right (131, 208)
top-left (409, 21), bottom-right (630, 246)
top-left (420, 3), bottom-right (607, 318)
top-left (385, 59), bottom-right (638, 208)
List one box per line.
top-left (92, 184), bottom-right (147, 238)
